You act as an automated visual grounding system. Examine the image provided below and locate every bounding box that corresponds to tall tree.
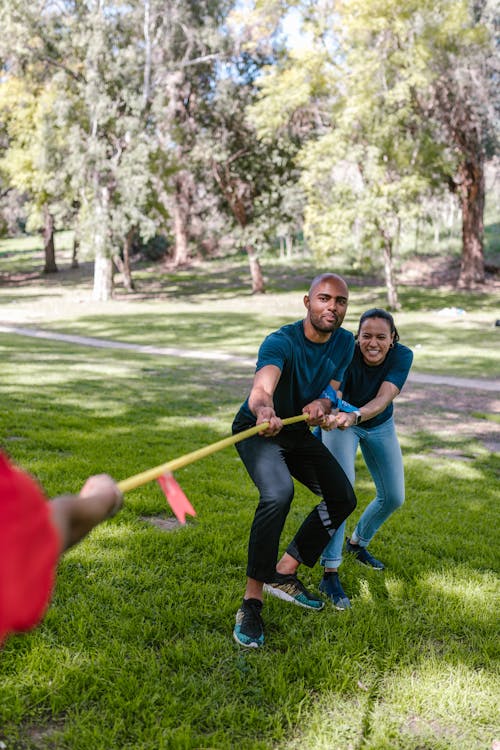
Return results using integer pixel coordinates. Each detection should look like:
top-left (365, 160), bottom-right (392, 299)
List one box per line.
top-left (195, 10), bottom-right (306, 292)
top-left (1, 0), bottom-right (166, 299)
top-left (207, 57), bottom-right (305, 292)
top-left (67, 0), bottom-right (159, 299)
top-left (247, 1), bottom-right (425, 308)
top-left (247, 0), bottom-right (498, 300)
top-left (144, 0), bottom-right (235, 267)
top-left (0, 75), bottom-right (68, 273)
top-left (407, 0), bottom-right (499, 286)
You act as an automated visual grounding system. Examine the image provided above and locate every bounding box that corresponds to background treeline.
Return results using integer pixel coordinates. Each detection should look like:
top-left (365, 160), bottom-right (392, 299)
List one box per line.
top-left (0, 0), bottom-right (498, 306)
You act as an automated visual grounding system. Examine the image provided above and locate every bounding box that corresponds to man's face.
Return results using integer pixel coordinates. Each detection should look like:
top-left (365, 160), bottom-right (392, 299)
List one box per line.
top-left (304, 277), bottom-right (349, 334)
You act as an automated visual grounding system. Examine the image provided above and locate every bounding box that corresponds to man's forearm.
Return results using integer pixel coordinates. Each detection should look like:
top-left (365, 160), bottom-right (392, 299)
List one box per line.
top-left (248, 389), bottom-right (274, 417)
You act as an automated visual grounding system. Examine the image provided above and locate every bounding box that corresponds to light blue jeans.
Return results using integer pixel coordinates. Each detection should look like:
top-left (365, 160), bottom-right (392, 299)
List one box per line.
top-left (320, 417), bottom-right (405, 569)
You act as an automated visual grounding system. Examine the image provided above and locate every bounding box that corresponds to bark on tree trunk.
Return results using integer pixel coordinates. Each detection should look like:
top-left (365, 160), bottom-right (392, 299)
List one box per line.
top-left (171, 173), bottom-right (191, 266)
top-left (172, 202), bottom-right (189, 265)
top-left (114, 227), bottom-right (135, 291)
top-left (42, 207), bottom-right (58, 274)
top-left (93, 255), bottom-right (114, 301)
top-left (71, 232), bottom-right (79, 269)
top-left (92, 186), bottom-right (113, 301)
top-left (457, 158), bottom-right (485, 287)
top-left (380, 229), bottom-right (400, 310)
top-left (246, 245), bottom-right (265, 294)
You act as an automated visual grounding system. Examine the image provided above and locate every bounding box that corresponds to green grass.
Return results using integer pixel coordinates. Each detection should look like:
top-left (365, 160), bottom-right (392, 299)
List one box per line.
top-left (0, 239), bottom-right (499, 749)
top-left (0, 234), bottom-right (498, 379)
top-left (471, 411), bottom-right (500, 423)
top-left (0, 231), bottom-right (74, 272)
top-left (0, 335), bottom-right (499, 748)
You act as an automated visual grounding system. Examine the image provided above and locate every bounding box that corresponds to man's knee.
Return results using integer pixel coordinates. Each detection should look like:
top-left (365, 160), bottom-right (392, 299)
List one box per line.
top-left (347, 490), bottom-right (357, 515)
top-left (258, 483), bottom-right (294, 516)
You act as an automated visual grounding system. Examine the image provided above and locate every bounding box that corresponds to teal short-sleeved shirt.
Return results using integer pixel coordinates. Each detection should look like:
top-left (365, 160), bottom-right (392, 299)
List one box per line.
top-left (235, 320), bottom-right (355, 430)
top-left (341, 342), bottom-right (414, 428)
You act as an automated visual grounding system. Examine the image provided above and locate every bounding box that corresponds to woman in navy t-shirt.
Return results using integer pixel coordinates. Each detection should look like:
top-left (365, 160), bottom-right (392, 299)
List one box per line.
top-left (318, 308), bottom-right (413, 610)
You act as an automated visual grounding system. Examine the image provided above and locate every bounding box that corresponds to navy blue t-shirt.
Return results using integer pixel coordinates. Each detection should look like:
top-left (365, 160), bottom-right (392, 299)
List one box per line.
top-left (341, 342), bottom-right (413, 428)
top-left (234, 320), bottom-right (355, 431)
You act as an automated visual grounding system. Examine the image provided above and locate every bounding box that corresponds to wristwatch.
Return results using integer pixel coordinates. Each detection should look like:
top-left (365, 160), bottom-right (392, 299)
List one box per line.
top-left (353, 410), bottom-right (362, 425)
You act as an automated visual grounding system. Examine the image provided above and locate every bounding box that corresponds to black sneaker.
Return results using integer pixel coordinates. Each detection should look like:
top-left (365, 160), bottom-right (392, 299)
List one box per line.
top-left (345, 538), bottom-right (385, 570)
top-left (233, 598), bottom-right (265, 648)
top-left (263, 572), bottom-right (325, 610)
top-left (319, 572), bottom-right (351, 610)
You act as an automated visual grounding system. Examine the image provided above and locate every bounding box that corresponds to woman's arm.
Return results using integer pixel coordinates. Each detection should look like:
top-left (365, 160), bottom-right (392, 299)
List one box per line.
top-left (335, 381), bottom-right (400, 429)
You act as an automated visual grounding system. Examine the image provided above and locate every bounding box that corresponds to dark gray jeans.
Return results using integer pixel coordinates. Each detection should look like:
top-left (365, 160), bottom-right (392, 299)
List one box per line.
top-left (234, 424), bottom-right (357, 582)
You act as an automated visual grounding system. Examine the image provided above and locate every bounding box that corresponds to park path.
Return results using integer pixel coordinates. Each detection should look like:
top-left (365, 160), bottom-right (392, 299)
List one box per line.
top-left (0, 322), bottom-right (498, 393)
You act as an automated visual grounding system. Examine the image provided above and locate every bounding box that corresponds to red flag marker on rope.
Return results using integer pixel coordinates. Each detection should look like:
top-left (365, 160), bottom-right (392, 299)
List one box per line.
top-left (157, 473), bottom-right (196, 525)
top-left (117, 414), bottom-right (308, 520)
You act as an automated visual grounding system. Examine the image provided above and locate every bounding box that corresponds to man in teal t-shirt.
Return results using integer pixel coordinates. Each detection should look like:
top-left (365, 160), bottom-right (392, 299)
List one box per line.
top-left (232, 273), bottom-right (357, 648)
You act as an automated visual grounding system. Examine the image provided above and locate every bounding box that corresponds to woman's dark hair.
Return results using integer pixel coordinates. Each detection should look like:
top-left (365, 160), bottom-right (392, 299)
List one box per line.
top-left (356, 308), bottom-right (400, 343)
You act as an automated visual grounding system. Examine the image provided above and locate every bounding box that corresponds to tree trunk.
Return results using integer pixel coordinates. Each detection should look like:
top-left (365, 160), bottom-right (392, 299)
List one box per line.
top-left (380, 229), bottom-right (400, 310)
top-left (246, 245), bottom-right (265, 293)
top-left (433, 221), bottom-right (440, 251)
top-left (115, 227), bottom-right (135, 291)
top-left (71, 232), bottom-right (79, 269)
top-left (93, 255), bottom-right (114, 301)
top-left (42, 207), bottom-right (58, 274)
top-left (457, 158), bottom-right (485, 287)
top-left (171, 173), bottom-right (191, 266)
top-left (92, 186), bottom-right (113, 301)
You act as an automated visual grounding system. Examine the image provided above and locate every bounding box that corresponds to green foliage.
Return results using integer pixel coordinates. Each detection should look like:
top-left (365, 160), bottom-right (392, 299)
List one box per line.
top-left (0, 75), bottom-right (69, 230)
top-left (246, 0), bottom-right (498, 299)
top-left (0, 0), bottom-right (498, 301)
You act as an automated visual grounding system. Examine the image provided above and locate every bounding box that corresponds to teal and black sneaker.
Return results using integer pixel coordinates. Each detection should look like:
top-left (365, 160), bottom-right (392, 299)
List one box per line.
top-left (319, 571), bottom-right (351, 610)
top-left (345, 538), bottom-right (385, 570)
top-left (263, 572), bottom-right (325, 610)
top-left (233, 598), bottom-right (265, 648)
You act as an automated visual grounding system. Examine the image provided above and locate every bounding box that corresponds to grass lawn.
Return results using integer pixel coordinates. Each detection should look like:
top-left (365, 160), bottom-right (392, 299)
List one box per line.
top-left (0, 236), bottom-right (499, 379)
top-left (0, 240), bottom-right (499, 749)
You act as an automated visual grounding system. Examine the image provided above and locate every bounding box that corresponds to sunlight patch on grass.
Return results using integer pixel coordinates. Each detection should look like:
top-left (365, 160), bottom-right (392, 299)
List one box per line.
top-left (370, 662), bottom-right (500, 750)
top-left (408, 454), bottom-right (487, 481)
top-left (357, 579), bottom-right (376, 605)
top-left (383, 576), bottom-right (406, 601)
top-left (419, 567), bottom-right (499, 614)
top-left (278, 692), bottom-right (366, 749)
top-left (472, 410), bottom-right (500, 423)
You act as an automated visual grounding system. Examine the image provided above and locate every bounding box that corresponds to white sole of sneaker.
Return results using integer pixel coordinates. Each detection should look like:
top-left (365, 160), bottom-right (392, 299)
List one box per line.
top-left (233, 631), bottom-right (261, 648)
top-left (263, 583), bottom-right (324, 610)
top-left (318, 587), bottom-right (351, 611)
top-left (355, 559), bottom-right (385, 570)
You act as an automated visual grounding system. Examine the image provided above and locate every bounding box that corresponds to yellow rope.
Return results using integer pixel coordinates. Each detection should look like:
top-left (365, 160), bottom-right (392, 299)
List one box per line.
top-left (118, 414), bottom-right (308, 493)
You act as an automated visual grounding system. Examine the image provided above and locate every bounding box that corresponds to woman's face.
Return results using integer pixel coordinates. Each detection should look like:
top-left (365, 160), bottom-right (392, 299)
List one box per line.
top-left (358, 317), bottom-right (394, 366)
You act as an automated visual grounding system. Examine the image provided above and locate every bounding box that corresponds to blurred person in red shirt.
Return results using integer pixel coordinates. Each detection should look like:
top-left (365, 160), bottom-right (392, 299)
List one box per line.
top-left (0, 451), bottom-right (122, 646)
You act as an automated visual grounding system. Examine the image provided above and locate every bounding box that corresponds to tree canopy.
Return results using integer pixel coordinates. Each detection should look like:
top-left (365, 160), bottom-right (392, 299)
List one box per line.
top-left (0, 0), bottom-right (497, 302)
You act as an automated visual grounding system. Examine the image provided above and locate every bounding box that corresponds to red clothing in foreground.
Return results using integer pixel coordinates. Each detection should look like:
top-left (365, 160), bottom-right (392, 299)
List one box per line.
top-left (0, 452), bottom-right (60, 645)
